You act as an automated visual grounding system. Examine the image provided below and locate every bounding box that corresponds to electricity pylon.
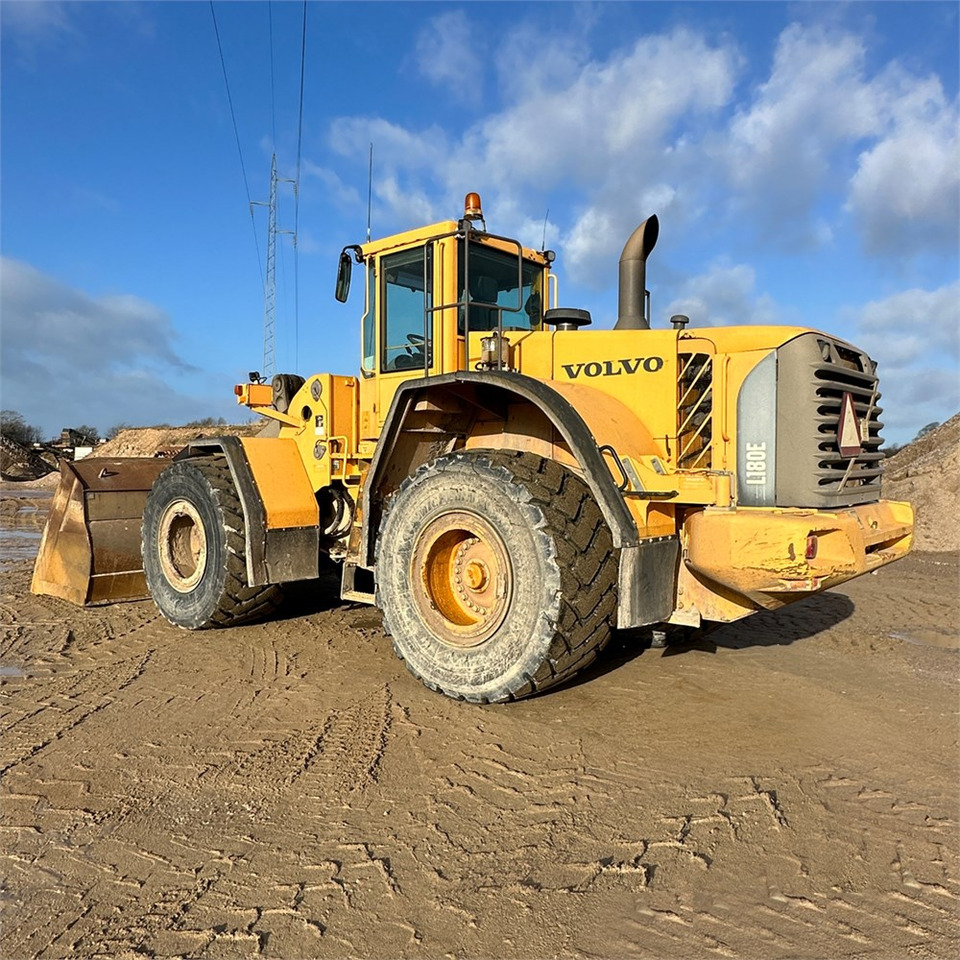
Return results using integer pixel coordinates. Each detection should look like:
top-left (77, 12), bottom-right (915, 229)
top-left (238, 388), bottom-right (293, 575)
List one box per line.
top-left (252, 153), bottom-right (296, 377)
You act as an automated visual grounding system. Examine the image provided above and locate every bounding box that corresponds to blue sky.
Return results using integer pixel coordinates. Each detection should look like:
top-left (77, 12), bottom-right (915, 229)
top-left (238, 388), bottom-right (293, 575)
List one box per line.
top-left (1, 0), bottom-right (957, 445)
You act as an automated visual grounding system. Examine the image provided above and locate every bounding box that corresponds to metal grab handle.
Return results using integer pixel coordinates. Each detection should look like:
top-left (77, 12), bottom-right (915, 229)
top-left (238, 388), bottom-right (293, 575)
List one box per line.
top-left (597, 444), bottom-right (629, 493)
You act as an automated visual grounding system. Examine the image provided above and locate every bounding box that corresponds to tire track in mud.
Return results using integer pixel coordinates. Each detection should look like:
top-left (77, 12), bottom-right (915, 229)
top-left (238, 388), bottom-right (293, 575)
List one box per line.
top-left (374, 699), bottom-right (958, 958)
top-left (209, 683), bottom-right (394, 802)
top-left (571, 764), bottom-right (958, 959)
top-left (1, 553), bottom-right (957, 959)
top-left (0, 651), bottom-right (153, 775)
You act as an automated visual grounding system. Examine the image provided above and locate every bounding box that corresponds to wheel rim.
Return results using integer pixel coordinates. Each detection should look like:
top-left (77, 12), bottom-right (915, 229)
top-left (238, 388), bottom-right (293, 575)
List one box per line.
top-left (411, 510), bottom-right (512, 647)
top-left (157, 499), bottom-right (207, 593)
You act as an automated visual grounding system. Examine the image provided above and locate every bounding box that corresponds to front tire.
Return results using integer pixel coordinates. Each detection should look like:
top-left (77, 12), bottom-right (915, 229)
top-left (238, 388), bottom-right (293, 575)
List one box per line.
top-left (142, 457), bottom-right (282, 629)
top-left (376, 450), bottom-right (617, 702)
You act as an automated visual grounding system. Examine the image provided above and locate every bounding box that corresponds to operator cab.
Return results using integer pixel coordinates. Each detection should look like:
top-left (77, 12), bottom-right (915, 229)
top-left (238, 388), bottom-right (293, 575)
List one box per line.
top-left (336, 193), bottom-right (552, 415)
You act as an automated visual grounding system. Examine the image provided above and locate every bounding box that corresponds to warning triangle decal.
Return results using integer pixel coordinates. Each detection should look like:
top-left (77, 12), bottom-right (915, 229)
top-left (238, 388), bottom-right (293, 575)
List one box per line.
top-left (838, 392), bottom-right (862, 458)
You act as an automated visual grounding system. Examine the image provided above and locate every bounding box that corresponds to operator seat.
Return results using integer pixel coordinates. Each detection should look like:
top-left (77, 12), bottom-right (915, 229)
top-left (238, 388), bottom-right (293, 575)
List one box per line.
top-left (465, 275), bottom-right (500, 331)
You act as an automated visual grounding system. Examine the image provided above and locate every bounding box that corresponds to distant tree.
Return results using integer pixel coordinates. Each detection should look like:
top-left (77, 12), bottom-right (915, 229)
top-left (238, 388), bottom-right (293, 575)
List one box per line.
top-left (107, 422), bottom-right (132, 440)
top-left (914, 422), bottom-right (940, 441)
top-left (185, 416), bottom-right (228, 429)
top-left (883, 443), bottom-right (903, 458)
top-left (0, 409), bottom-right (43, 446)
top-left (70, 424), bottom-right (101, 445)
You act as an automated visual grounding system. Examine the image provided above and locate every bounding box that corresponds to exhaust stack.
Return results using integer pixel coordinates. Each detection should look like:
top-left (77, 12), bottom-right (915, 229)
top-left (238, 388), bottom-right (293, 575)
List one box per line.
top-left (615, 215), bottom-right (659, 330)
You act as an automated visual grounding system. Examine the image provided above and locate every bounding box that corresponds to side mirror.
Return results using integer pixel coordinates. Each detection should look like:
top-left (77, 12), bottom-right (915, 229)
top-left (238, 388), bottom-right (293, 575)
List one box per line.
top-left (335, 250), bottom-right (353, 303)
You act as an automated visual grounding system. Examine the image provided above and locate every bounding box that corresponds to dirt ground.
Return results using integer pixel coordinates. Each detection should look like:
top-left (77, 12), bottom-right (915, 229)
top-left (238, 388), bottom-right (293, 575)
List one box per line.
top-left (2, 435), bottom-right (959, 957)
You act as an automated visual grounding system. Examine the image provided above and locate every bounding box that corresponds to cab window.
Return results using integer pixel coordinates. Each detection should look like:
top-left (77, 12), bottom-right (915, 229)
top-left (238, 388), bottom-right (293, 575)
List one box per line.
top-left (361, 261), bottom-right (376, 374)
top-left (381, 246), bottom-right (432, 372)
top-left (458, 242), bottom-right (544, 332)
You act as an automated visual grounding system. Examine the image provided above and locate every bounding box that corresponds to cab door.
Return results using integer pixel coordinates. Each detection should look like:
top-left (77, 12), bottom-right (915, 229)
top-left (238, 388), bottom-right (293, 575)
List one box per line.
top-left (375, 243), bottom-right (436, 428)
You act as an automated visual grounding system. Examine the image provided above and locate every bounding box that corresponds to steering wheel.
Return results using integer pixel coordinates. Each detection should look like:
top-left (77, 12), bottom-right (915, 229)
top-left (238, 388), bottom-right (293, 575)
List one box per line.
top-left (405, 333), bottom-right (426, 355)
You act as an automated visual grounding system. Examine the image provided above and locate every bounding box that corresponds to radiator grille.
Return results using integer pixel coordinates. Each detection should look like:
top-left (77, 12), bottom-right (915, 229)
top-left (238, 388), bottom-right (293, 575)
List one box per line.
top-left (812, 339), bottom-right (884, 496)
top-left (776, 334), bottom-right (886, 508)
top-left (678, 353), bottom-right (713, 470)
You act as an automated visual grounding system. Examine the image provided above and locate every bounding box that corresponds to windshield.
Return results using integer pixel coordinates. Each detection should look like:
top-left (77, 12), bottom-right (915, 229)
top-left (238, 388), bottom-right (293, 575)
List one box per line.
top-left (457, 241), bottom-right (544, 332)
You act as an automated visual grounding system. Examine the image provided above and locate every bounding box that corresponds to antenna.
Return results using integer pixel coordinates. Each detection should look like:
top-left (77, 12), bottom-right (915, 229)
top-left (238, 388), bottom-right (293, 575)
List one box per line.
top-left (541, 208), bottom-right (549, 250)
top-left (366, 142), bottom-right (374, 242)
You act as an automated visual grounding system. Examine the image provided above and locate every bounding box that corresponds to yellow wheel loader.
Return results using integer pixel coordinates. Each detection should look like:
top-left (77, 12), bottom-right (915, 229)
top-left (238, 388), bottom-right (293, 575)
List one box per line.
top-left (33, 193), bottom-right (914, 702)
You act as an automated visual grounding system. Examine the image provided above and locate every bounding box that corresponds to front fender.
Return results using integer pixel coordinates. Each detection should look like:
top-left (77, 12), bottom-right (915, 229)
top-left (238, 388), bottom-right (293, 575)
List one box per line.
top-left (363, 370), bottom-right (677, 628)
top-left (178, 436), bottom-right (319, 586)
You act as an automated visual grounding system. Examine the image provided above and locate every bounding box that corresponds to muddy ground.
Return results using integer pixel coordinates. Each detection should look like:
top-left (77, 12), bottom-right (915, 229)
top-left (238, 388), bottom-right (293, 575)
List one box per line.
top-left (1, 488), bottom-right (958, 959)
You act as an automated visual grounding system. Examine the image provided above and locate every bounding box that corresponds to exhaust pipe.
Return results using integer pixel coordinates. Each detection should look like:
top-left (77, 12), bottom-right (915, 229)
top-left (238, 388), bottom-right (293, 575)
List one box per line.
top-left (615, 215), bottom-right (659, 330)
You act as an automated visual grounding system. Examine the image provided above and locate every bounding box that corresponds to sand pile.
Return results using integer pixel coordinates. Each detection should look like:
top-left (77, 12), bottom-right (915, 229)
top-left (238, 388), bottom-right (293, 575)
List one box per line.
top-left (883, 413), bottom-right (960, 553)
top-left (95, 424), bottom-right (259, 459)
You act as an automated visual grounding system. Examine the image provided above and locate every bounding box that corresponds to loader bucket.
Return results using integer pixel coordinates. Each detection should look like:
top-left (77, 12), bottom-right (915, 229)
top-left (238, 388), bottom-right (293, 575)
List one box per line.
top-left (31, 457), bottom-right (170, 606)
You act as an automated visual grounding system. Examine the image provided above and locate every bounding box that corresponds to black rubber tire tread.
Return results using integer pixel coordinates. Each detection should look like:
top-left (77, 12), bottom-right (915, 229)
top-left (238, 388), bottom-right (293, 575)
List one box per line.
top-left (142, 456), bottom-right (282, 629)
top-left (376, 449), bottom-right (617, 702)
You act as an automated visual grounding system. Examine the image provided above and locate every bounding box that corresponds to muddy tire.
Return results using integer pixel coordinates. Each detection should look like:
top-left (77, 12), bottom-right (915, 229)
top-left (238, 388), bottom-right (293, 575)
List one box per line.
top-left (142, 456), bottom-right (282, 629)
top-left (376, 450), bottom-right (617, 702)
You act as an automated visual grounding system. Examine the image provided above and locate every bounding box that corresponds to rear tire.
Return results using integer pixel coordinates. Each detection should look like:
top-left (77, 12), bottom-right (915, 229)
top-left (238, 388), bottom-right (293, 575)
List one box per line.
top-left (142, 456), bottom-right (282, 629)
top-left (376, 450), bottom-right (617, 702)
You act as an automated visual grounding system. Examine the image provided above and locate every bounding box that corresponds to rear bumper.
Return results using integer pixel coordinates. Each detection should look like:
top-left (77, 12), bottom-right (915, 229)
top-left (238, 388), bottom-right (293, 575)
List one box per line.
top-left (683, 499), bottom-right (914, 609)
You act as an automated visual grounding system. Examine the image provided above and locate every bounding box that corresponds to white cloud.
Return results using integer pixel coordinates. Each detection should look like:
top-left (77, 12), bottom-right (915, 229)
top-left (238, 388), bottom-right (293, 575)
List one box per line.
top-left (414, 10), bottom-right (486, 102)
top-left (325, 24), bottom-right (739, 283)
top-left (854, 282), bottom-right (960, 368)
top-left (0, 0), bottom-right (72, 36)
top-left (723, 23), bottom-right (959, 255)
top-left (847, 73), bottom-right (959, 255)
top-left (662, 262), bottom-right (779, 328)
top-left (563, 184), bottom-right (680, 286)
top-left (0, 1), bottom-right (153, 65)
top-left (1, 258), bottom-right (188, 372)
top-left (0, 258), bottom-right (234, 436)
top-left (327, 117), bottom-right (447, 233)
top-left (301, 161), bottom-right (362, 211)
top-left (873, 366), bottom-right (959, 443)
top-left (723, 25), bottom-right (879, 245)
top-left (845, 282), bottom-right (960, 442)
top-left (456, 26), bottom-right (738, 194)
top-left (493, 22), bottom-right (591, 99)
top-left (319, 14), bottom-right (956, 330)
top-left (329, 117), bottom-right (447, 174)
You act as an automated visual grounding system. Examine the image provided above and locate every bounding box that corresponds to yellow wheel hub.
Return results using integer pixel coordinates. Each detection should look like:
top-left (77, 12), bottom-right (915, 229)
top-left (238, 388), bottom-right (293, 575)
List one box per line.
top-left (412, 510), bottom-right (512, 647)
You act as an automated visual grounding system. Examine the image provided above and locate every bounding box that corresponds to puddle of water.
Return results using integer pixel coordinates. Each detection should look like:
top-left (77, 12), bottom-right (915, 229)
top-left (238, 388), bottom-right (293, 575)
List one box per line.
top-left (0, 529), bottom-right (42, 561)
top-left (890, 630), bottom-right (960, 650)
top-left (0, 665), bottom-right (27, 677)
top-left (0, 488), bottom-right (53, 501)
top-left (2, 529), bottom-right (41, 540)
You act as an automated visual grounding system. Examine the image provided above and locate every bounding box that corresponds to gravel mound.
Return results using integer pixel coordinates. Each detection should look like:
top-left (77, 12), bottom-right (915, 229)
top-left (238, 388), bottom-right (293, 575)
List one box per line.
top-left (883, 413), bottom-right (960, 552)
top-left (94, 424), bottom-right (260, 459)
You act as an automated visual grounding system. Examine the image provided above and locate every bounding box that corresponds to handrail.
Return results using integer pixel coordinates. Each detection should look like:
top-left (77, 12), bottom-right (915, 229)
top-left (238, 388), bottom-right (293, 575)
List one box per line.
top-left (417, 225), bottom-right (528, 373)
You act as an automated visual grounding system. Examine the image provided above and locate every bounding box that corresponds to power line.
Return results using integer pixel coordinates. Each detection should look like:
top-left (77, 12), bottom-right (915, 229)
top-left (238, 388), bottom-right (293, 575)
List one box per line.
top-left (209, 0), bottom-right (264, 293)
top-left (293, 0), bottom-right (307, 371)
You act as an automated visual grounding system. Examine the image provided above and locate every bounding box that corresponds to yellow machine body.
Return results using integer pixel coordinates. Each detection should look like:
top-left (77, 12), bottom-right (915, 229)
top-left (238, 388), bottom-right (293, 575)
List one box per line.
top-left (34, 199), bottom-right (913, 633)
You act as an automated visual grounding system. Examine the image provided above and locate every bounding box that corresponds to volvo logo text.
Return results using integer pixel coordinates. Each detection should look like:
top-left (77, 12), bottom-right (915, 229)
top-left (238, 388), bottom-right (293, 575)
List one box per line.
top-left (561, 357), bottom-right (664, 379)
